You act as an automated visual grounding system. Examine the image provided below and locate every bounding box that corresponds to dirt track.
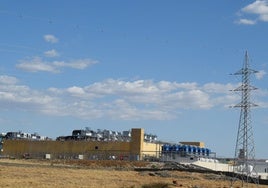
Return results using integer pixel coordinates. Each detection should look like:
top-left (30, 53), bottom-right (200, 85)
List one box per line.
top-left (0, 159), bottom-right (267, 188)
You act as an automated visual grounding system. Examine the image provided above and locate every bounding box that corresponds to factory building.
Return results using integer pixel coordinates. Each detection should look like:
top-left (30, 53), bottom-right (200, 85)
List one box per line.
top-left (1, 128), bottom-right (161, 160)
top-left (3, 127), bottom-right (268, 181)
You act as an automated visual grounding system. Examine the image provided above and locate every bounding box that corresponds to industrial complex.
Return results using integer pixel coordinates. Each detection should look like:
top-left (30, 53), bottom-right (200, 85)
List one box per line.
top-left (1, 126), bottom-right (268, 183)
top-left (0, 128), bottom-right (161, 161)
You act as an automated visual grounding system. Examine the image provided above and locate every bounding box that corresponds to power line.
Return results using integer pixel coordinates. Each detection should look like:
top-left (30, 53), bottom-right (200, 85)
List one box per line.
top-left (231, 51), bottom-right (259, 187)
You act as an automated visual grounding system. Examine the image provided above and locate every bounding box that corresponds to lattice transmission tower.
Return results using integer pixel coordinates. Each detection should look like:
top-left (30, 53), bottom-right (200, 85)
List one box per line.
top-left (231, 51), bottom-right (259, 187)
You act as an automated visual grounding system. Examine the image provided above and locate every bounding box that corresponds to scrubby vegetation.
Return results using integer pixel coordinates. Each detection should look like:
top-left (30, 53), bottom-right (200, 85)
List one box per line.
top-left (0, 159), bottom-right (266, 188)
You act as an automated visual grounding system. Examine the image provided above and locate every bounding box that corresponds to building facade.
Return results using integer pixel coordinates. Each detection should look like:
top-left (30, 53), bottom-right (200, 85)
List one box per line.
top-left (1, 128), bottom-right (162, 160)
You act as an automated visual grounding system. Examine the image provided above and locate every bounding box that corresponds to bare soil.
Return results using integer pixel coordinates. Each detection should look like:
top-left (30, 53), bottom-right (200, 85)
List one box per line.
top-left (0, 159), bottom-right (267, 188)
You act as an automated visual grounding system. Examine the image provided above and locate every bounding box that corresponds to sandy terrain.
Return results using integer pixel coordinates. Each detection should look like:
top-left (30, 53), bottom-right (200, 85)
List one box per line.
top-left (0, 159), bottom-right (267, 188)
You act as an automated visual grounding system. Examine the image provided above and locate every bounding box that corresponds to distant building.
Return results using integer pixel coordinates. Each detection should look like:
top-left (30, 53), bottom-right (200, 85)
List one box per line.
top-left (1, 128), bottom-right (161, 161)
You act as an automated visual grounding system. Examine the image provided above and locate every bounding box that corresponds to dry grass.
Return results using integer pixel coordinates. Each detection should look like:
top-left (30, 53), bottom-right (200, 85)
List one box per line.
top-left (0, 159), bottom-right (267, 188)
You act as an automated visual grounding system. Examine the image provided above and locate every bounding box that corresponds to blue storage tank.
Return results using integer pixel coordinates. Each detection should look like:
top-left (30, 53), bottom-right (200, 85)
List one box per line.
top-left (167, 144), bottom-right (171, 152)
top-left (162, 144), bottom-right (170, 152)
top-left (197, 147), bottom-right (201, 154)
top-left (206, 148), bottom-right (211, 156)
top-left (201, 148), bottom-right (206, 155)
top-left (192, 146), bottom-right (197, 154)
top-left (187, 145), bottom-right (192, 153)
top-left (174, 145), bottom-right (180, 152)
top-left (181, 145), bottom-right (187, 152)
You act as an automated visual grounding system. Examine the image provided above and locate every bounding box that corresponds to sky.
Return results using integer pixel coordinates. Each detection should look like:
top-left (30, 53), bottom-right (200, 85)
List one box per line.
top-left (0, 0), bottom-right (268, 158)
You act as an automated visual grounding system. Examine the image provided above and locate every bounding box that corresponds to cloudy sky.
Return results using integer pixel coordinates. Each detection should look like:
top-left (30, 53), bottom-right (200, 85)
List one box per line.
top-left (0, 1), bottom-right (268, 158)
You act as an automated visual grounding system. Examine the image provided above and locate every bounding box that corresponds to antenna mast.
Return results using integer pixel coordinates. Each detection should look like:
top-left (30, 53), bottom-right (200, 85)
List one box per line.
top-left (231, 51), bottom-right (259, 187)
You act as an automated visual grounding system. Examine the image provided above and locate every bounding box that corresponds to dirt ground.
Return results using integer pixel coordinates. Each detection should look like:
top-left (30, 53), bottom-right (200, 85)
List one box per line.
top-left (0, 159), bottom-right (267, 188)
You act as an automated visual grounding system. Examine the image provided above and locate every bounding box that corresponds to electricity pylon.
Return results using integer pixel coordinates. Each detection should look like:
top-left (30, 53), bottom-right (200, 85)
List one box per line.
top-left (231, 51), bottom-right (259, 187)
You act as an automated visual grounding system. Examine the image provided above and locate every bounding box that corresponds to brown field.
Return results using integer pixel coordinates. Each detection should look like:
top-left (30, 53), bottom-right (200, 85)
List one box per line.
top-left (0, 159), bottom-right (267, 188)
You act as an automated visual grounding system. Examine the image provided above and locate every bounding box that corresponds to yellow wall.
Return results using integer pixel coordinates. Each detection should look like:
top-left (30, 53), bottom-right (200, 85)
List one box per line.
top-left (3, 140), bottom-right (130, 158)
top-left (2, 128), bottom-right (163, 160)
top-left (143, 142), bottom-right (162, 158)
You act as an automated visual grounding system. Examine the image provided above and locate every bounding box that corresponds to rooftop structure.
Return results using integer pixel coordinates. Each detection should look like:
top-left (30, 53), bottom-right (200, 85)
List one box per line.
top-left (56, 128), bottom-right (157, 143)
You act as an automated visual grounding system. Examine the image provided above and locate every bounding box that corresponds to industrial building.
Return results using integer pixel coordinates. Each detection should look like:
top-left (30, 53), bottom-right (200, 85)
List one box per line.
top-left (1, 128), bottom-right (208, 163)
top-left (2, 127), bottom-right (268, 181)
top-left (1, 128), bottom-right (161, 160)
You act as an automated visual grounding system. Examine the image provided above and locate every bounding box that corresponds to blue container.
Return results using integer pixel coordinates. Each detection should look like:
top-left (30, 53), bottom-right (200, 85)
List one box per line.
top-left (187, 145), bottom-right (192, 153)
top-left (201, 148), bottom-right (206, 155)
top-left (197, 147), bottom-right (201, 154)
top-left (181, 145), bottom-right (187, 152)
top-left (206, 148), bottom-right (211, 156)
top-left (162, 144), bottom-right (170, 152)
top-left (192, 146), bottom-right (197, 154)
top-left (174, 145), bottom-right (180, 152)
top-left (171, 145), bottom-right (176, 151)
top-left (167, 145), bottom-right (171, 152)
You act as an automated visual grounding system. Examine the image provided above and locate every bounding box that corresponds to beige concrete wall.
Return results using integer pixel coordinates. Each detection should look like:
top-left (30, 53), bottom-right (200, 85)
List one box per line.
top-left (2, 128), bottom-right (162, 160)
top-left (142, 142), bottom-right (162, 158)
top-left (3, 140), bottom-right (130, 158)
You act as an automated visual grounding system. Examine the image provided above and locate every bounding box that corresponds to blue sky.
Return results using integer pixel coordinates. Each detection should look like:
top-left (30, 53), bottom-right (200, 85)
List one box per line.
top-left (0, 1), bottom-right (268, 158)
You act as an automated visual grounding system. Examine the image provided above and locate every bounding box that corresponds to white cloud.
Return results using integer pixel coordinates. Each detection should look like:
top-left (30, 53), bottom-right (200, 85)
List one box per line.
top-left (242, 0), bottom-right (268, 15)
top-left (51, 80), bottom-right (236, 118)
top-left (53, 59), bottom-right (98, 69)
top-left (16, 57), bottom-right (58, 73)
top-left (16, 57), bottom-right (98, 73)
top-left (67, 86), bottom-right (85, 96)
top-left (203, 83), bottom-right (238, 93)
top-left (105, 99), bottom-right (174, 120)
top-left (237, 0), bottom-right (268, 24)
top-left (0, 75), bottom-right (18, 85)
top-left (260, 13), bottom-right (268, 21)
top-left (236, 18), bottom-right (256, 25)
top-left (1, 76), bottom-right (266, 121)
top-left (255, 70), bottom-right (266, 79)
top-left (44, 34), bottom-right (58, 43)
top-left (0, 76), bottom-right (55, 111)
top-left (44, 49), bottom-right (59, 57)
